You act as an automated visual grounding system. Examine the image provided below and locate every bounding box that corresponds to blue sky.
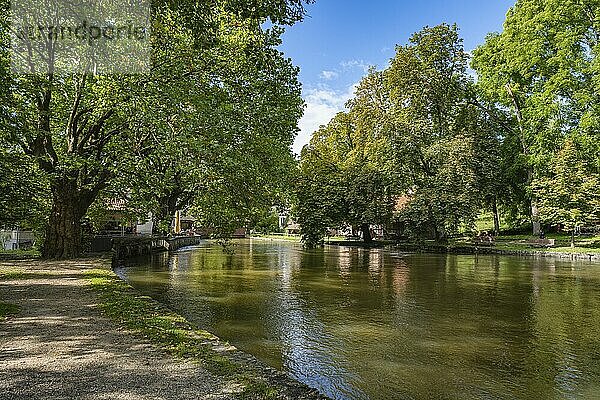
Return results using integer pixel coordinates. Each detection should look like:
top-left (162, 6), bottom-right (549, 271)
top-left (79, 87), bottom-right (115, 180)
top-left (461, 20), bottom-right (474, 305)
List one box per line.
top-left (279, 0), bottom-right (516, 153)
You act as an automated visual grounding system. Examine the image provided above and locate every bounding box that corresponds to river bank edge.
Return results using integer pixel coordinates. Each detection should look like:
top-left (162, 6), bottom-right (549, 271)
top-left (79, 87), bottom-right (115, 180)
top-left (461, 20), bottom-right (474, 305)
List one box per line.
top-left (250, 236), bottom-right (600, 262)
top-left (340, 241), bottom-right (600, 262)
top-left (0, 257), bottom-right (328, 400)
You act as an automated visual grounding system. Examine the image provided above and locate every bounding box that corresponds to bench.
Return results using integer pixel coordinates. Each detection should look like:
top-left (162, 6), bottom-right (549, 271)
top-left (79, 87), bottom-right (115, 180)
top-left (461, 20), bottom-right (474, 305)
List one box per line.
top-left (528, 238), bottom-right (556, 248)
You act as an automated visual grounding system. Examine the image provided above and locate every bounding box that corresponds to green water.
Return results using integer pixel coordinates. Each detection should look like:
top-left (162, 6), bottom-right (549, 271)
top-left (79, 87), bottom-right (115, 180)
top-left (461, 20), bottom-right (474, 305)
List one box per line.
top-left (116, 239), bottom-right (600, 400)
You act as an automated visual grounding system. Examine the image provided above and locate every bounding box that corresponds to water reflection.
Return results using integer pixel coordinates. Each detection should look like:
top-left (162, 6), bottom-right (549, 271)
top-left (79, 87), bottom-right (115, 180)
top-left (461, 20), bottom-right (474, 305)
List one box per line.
top-left (116, 240), bottom-right (600, 400)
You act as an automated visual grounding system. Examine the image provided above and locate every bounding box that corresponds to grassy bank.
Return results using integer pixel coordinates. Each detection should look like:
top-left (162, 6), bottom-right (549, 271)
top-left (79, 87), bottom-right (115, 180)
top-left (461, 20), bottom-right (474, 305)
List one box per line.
top-left (491, 243), bottom-right (600, 254)
top-left (0, 269), bottom-right (52, 280)
top-left (0, 301), bottom-right (19, 321)
top-left (254, 232), bottom-right (600, 258)
top-left (84, 268), bottom-right (321, 399)
top-left (457, 234), bottom-right (600, 255)
top-left (250, 234), bottom-right (303, 242)
top-left (84, 269), bottom-right (240, 375)
top-left (0, 249), bottom-right (40, 260)
top-left (0, 260), bottom-right (315, 399)
top-left (391, 234), bottom-right (600, 260)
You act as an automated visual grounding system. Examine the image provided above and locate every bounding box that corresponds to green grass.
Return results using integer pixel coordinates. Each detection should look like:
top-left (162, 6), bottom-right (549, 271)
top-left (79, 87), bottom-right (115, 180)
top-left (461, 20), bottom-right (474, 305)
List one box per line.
top-left (450, 233), bottom-right (600, 255)
top-left (491, 243), bottom-right (600, 254)
top-left (251, 234), bottom-right (302, 242)
top-left (0, 249), bottom-right (40, 259)
top-left (551, 246), bottom-right (600, 254)
top-left (486, 243), bottom-right (531, 252)
top-left (474, 212), bottom-right (511, 232)
top-left (0, 269), bottom-right (53, 281)
top-left (237, 380), bottom-right (280, 399)
top-left (496, 233), bottom-right (588, 241)
top-left (0, 302), bottom-right (20, 321)
top-left (324, 236), bottom-right (351, 242)
top-left (0, 269), bottom-right (26, 280)
top-left (84, 269), bottom-right (283, 399)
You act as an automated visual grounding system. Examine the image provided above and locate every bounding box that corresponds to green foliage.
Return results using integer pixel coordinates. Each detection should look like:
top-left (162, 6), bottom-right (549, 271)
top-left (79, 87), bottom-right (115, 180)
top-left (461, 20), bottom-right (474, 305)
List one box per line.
top-left (112, 10), bottom-right (303, 235)
top-left (0, 302), bottom-right (20, 321)
top-left (296, 108), bottom-right (396, 246)
top-left (85, 269), bottom-right (241, 374)
top-left (297, 24), bottom-right (505, 244)
top-left (0, 5), bottom-right (49, 230)
top-left (222, 0), bottom-right (313, 25)
top-left (0, 148), bottom-right (50, 230)
top-left (0, 269), bottom-right (51, 279)
top-left (386, 24), bottom-right (486, 240)
top-left (472, 0), bottom-right (600, 232)
top-left (253, 209), bottom-right (282, 234)
top-left (533, 138), bottom-right (600, 244)
top-left (0, 0), bottom-right (307, 257)
top-left (295, 138), bottom-right (345, 246)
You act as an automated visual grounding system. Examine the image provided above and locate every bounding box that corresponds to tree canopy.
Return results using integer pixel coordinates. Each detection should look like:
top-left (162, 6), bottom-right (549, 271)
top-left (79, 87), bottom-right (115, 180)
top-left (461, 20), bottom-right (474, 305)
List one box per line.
top-left (472, 0), bottom-right (600, 235)
top-left (297, 7), bottom-right (600, 246)
top-left (0, 0), bottom-right (310, 258)
top-left (297, 24), bottom-right (497, 245)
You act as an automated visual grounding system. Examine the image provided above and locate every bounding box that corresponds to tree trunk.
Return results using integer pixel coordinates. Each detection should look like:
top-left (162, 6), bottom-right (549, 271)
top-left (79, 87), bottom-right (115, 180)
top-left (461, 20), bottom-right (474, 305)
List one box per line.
top-left (507, 84), bottom-right (539, 238)
top-left (434, 226), bottom-right (447, 244)
top-left (531, 202), bottom-right (541, 237)
top-left (42, 184), bottom-right (85, 259)
top-left (153, 192), bottom-right (180, 235)
top-left (492, 198), bottom-right (501, 236)
top-left (527, 168), bottom-right (541, 236)
top-left (361, 223), bottom-right (372, 243)
top-left (571, 230), bottom-right (575, 248)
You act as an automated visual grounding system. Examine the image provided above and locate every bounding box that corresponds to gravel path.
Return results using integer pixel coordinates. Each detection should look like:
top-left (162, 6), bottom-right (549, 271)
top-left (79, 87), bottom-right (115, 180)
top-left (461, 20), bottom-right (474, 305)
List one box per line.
top-left (0, 259), bottom-right (238, 400)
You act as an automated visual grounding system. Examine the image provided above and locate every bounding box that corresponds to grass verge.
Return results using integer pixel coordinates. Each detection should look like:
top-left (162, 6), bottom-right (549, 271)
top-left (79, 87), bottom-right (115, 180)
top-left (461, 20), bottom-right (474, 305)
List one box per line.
top-left (0, 269), bottom-right (54, 280)
top-left (0, 249), bottom-right (40, 260)
top-left (251, 234), bottom-right (302, 242)
top-left (446, 234), bottom-right (600, 256)
top-left (84, 268), bottom-right (282, 399)
top-left (0, 269), bottom-right (26, 280)
top-left (491, 236), bottom-right (600, 254)
top-left (0, 302), bottom-right (20, 321)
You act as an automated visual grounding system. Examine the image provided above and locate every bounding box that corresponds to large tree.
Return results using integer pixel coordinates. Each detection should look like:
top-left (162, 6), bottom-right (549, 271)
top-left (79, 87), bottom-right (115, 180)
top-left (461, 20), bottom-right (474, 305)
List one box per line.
top-left (296, 24), bottom-right (503, 245)
top-left (295, 73), bottom-right (398, 247)
top-left (533, 137), bottom-right (600, 247)
top-left (105, 14), bottom-right (303, 235)
top-left (385, 24), bottom-right (484, 241)
top-left (0, 0), bottom-right (310, 258)
top-left (472, 0), bottom-right (600, 235)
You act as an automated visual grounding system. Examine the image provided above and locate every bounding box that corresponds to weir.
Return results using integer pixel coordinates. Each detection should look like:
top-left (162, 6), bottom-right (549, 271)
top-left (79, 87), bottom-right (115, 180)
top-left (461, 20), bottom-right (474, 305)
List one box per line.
top-left (108, 236), bottom-right (204, 261)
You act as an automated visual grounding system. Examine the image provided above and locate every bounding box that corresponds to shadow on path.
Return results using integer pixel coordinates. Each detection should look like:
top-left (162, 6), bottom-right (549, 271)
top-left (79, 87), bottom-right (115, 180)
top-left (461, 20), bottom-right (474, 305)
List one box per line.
top-left (0, 262), bottom-right (236, 400)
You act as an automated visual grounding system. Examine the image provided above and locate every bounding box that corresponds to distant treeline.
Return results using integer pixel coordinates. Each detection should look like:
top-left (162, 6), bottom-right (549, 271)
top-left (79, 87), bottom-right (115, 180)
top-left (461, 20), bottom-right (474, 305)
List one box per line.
top-left (295, 2), bottom-right (600, 247)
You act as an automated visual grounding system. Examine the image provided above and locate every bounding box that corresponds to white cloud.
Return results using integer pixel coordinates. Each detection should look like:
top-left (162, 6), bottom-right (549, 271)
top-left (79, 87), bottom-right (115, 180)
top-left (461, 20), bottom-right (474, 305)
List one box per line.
top-left (319, 70), bottom-right (339, 80)
top-left (293, 84), bottom-right (358, 155)
top-left (340, 59), bottom-right (370, 73)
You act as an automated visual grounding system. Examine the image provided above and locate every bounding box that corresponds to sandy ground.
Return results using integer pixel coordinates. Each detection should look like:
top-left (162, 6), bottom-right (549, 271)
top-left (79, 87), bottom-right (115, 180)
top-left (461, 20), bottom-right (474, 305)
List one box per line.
top-left (0, 259), bottom-right (238, 400)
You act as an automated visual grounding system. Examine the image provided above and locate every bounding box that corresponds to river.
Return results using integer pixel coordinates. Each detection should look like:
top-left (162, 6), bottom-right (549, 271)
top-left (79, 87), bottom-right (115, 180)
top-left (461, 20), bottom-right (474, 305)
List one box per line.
top-left (116, 239), bottom-right (600, 400)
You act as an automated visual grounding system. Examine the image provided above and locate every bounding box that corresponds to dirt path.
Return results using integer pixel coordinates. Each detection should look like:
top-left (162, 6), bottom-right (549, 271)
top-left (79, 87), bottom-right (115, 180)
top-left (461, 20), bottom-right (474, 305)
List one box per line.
top-left (0, 259), bottom-right (238, 400)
